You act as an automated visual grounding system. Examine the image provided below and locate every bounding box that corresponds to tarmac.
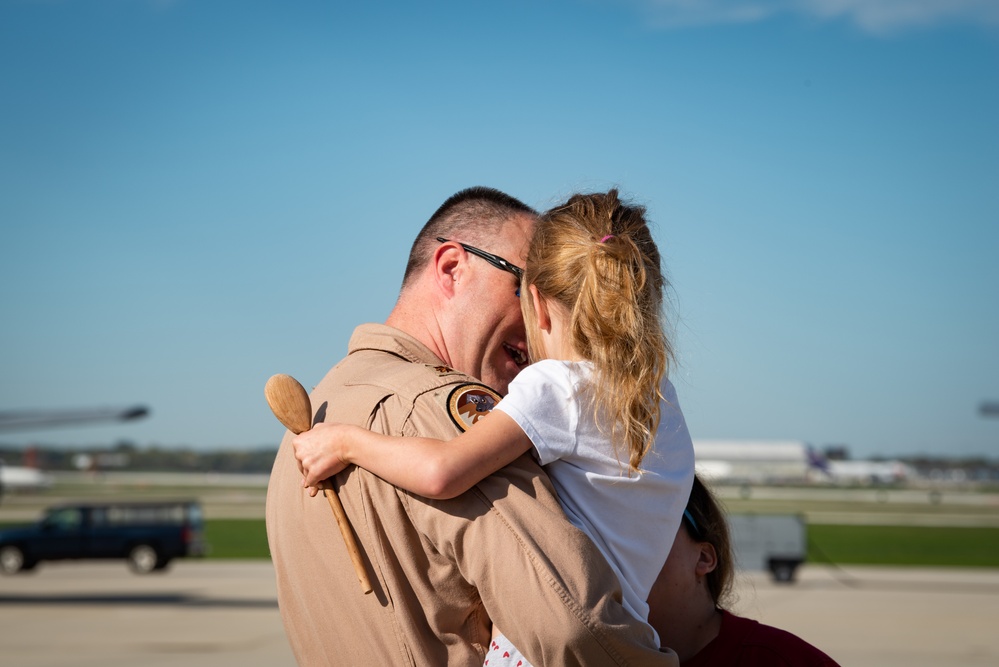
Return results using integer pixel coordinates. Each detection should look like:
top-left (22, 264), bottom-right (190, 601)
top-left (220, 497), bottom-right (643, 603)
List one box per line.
top-left (1, 559), bottom-right (997, 666)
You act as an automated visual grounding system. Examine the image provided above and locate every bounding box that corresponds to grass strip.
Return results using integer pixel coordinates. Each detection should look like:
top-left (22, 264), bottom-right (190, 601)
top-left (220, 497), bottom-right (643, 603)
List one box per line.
top-left (203, 519), bottom-right (270, 559)
top-left (808, 524), bottom-right (999, 568)
top-left (200, 521), bottom-right (999, 567)
top-left (5, 519), bottom-right (999, 567)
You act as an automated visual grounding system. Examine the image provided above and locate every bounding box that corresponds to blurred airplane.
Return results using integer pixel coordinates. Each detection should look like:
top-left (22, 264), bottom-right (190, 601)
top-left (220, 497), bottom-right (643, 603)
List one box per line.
top-left (0, 406), bottom-right (148, 433)
top-left (823, 458), bottom-right (914, 485)
top-left (0, 405), bottom-right (149, 494)
top-left (693, 439), bottom-right (828, 485)
top-left (693, 439), bottom-right (921, 487)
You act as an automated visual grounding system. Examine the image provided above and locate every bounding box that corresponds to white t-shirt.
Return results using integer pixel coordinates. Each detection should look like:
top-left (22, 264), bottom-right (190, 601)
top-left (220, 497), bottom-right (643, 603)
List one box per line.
top-left (494, 359), bottom-right (695, 629)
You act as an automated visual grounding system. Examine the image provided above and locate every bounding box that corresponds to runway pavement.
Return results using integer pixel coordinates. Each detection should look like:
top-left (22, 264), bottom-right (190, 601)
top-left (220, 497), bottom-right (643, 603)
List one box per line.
top-left (1, 560), bottom-right (997, 666)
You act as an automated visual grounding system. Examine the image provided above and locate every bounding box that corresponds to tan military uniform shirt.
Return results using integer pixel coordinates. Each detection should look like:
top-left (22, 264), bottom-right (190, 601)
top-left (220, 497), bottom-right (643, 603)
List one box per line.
top-left (266, 323), bottom-right (677, 666)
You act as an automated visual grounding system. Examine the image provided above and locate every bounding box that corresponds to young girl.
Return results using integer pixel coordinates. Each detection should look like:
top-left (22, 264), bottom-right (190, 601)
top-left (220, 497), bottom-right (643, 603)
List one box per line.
top-left (293, 190), bottom-right (695, 666)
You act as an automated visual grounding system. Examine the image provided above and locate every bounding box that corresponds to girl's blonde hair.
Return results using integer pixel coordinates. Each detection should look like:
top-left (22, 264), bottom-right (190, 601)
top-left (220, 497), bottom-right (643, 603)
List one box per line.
top-left (522, 189), bottom-right (673, 471)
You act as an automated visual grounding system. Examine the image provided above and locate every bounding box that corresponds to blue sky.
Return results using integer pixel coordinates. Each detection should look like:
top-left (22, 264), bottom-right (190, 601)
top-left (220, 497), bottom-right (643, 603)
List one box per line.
top-left (1, 0), bottom-right (996, 459)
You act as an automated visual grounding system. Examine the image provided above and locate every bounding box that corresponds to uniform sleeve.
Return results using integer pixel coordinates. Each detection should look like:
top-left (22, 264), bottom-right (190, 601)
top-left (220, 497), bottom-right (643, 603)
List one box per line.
top-left (406, 386), bottom-right (676, 666)
top-left (408, 456), bottom-right (676, 666)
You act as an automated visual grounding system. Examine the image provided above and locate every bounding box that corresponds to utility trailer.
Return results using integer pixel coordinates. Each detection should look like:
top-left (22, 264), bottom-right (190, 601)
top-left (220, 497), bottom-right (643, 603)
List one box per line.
top-left (728, 513), bottom-right (807, 583)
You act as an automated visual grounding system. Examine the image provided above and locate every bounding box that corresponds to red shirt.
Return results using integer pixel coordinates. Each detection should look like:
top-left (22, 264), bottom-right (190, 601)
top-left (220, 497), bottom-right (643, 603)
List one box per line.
top-left (684, 610), bottom-right (841, 666)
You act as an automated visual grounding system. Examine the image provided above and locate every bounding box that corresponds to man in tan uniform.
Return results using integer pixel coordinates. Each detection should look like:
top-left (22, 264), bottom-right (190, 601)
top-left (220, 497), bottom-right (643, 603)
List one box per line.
top-left (266, 187), bottom-right (676, 665)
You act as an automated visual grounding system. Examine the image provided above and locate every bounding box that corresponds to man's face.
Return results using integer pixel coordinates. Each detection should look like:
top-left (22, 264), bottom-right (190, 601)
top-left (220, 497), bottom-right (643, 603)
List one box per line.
top-left (445, 214), bottom-right (533, 395)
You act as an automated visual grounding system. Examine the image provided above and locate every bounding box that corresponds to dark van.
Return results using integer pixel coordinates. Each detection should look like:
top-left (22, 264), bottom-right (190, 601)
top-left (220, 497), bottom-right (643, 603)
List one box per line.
top-left (0, 500), bottom-right (206, 574)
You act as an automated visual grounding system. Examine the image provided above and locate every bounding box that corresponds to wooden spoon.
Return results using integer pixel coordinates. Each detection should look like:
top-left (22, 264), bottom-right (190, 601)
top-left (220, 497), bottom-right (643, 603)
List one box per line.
top-left (265, 373), bottom-right (372, 594)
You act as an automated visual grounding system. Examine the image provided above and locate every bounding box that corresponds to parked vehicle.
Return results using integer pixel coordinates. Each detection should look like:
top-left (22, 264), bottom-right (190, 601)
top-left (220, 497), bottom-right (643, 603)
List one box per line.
top-left (0, 500), bottom-right (206, 574)
top-left (728, 513), bottom-right (807, 583)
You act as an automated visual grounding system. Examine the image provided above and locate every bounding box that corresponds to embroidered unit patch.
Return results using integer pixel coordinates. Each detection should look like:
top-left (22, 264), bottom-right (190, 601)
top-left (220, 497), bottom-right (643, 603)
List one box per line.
top-left (446, 383), bottom-right (501, 432)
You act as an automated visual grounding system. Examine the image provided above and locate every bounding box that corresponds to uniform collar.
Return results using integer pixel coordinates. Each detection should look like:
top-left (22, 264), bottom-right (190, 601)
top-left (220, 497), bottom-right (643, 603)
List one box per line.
top-left (348, 323), bottom-right (446, 367)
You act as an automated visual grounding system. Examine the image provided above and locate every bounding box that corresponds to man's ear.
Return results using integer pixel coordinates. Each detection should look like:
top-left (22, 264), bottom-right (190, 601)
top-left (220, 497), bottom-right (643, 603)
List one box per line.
top-left (694, 542), bottom-right (718, 577)
top-left (529, 284), bottom-right (551, 332)
top-left (433, 243), bottom-right (463, 297)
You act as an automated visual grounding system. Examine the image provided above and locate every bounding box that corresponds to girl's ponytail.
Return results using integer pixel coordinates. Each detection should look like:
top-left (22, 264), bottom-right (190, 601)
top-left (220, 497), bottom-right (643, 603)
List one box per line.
top-left (525, 190), bottom-right (673, 470)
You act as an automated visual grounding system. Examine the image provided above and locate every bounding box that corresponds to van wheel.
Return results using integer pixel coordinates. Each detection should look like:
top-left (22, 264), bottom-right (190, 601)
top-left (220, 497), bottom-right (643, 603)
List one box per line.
top-left (0, 545), bottom-right (27, 574)
top-left (769, 559), bottom-right (799, 583)
top-left (127, 544), bottom-right (161, 574)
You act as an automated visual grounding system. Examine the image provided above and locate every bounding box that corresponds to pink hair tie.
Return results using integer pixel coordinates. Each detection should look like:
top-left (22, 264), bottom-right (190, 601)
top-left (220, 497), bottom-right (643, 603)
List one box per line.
top-left (600, 234), bottom-right (615, 243)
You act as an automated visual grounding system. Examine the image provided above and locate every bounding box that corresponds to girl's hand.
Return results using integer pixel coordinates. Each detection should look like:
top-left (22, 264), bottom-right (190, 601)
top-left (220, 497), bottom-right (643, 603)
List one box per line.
top-left (292, 422), bottom-right (359, 492)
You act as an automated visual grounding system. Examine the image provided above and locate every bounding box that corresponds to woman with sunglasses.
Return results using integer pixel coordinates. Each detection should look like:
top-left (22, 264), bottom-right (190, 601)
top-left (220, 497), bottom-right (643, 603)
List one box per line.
top-left (294, 189), bottom-right (695, 666)
top-left (648, 475), bottom-right (841, 665)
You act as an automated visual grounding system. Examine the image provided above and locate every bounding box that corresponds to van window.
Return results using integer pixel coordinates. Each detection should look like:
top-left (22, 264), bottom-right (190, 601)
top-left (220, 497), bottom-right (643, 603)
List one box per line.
top-left (44, 508), bottom-right (83, 530)
top-left (106, 505), bottom-right (188, 525)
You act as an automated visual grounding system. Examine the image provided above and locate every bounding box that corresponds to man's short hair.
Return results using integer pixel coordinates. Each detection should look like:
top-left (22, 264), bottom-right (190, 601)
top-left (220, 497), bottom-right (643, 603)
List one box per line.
top-left (401, 187), bottom-right (537, 289)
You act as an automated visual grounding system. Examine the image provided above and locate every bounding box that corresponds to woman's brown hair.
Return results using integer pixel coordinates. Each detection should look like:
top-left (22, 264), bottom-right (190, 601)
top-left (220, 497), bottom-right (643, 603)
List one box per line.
top-left (683, 475), bottom-right (736, 608)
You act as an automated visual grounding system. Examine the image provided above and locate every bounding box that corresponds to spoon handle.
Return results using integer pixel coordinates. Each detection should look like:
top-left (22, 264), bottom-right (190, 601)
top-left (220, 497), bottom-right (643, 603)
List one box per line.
top-left (265, 374), bottom-right (373, 594)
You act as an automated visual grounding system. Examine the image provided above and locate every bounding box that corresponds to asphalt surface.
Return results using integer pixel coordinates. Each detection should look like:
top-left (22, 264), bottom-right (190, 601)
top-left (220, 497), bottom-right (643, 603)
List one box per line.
top-left (1, 560), bottom-right (997, 666)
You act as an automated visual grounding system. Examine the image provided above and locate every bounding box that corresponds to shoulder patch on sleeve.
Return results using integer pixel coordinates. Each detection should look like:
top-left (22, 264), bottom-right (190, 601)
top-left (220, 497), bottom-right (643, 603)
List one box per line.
top-left (446, 383), bottom-right (502, 432)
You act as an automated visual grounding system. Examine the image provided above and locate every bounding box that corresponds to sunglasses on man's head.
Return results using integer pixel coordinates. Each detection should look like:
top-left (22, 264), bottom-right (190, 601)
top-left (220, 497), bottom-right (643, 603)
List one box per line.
top-left (436, 237), bottom-right (524, 297)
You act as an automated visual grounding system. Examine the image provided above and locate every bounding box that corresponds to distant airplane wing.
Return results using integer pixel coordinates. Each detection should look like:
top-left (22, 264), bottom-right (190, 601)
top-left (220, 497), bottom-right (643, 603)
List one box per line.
top-left (0, 406), bottom-right (149, 432)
